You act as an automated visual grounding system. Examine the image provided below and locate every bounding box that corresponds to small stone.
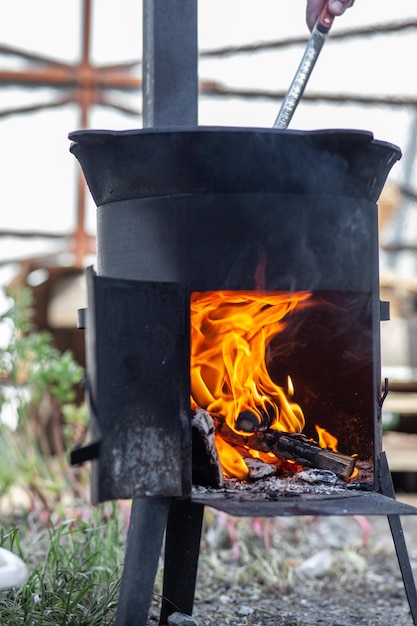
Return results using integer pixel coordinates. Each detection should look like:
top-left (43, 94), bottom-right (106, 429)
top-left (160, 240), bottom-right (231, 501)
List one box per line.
top-left (219, 594), bottom-right (232, 604)
top-left (237, 605), bottom-right (254, 616)
top-left (167, 612), bottom-right (201, 626)
top-left (295, 549), bottom-right (333, 578)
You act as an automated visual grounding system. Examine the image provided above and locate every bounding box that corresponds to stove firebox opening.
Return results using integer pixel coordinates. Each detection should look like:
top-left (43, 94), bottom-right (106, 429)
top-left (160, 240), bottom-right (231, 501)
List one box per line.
top-left (190, 289), bottom-right (374, 488)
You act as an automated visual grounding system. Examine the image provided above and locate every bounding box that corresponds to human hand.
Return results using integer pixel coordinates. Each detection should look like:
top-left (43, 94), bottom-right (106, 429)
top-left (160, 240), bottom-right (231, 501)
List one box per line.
top-left (306, 0), bottom-right (354, 31)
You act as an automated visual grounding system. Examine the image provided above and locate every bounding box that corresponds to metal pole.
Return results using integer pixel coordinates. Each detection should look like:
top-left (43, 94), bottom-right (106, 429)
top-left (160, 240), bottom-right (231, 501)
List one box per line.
top-left (116, 3), bottom-right (200, 625)
top-left (142, 0), bottom-right (198, 127)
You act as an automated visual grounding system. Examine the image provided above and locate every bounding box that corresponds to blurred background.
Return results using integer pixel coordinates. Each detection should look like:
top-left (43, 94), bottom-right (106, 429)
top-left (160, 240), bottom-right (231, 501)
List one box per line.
top-left (1, 0), bottom-right (417, 488)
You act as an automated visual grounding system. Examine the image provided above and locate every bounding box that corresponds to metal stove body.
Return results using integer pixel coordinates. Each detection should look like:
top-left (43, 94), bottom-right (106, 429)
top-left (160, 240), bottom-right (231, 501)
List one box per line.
top-left (69, 126), bottom-right (417, 625)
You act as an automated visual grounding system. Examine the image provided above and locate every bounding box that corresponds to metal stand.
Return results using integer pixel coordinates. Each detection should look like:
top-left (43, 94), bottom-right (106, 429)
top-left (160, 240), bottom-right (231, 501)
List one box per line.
top-left (379, 451), bottom-right (417, 626)
top-left (115, 497), bottom-right (170, 626)
top-left (115, 498), bottom-right (204, 626)
top-left (160, 500), bottom-right (205, 624)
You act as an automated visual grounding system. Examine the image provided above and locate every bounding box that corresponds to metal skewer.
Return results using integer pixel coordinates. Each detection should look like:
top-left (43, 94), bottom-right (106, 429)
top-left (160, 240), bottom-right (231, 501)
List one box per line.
top-left (273, 0), bottom-right (335, 129)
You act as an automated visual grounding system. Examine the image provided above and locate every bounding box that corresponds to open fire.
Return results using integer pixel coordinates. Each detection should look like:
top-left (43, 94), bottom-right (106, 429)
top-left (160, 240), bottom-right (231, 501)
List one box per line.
top-left (190, 290), bottom-right (357, 482)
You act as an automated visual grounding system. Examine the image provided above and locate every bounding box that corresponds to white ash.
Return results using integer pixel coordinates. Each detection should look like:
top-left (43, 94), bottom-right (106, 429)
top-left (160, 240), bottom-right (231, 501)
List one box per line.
top-left (245, 457), bottom-right (277, 479)
top-left (297, 469), bottom-right (345, 486)
top-left (193, 468), bottom-right (348, 497)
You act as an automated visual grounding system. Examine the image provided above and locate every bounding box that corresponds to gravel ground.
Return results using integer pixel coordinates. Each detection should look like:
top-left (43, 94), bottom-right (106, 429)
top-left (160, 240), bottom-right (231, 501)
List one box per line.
top-left (148, 498), bottom-right (417, 626)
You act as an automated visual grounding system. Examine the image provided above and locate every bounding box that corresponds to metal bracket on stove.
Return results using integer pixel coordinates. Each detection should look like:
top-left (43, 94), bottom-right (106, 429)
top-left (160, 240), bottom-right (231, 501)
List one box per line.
top-left (379, 377), bottom-right (389, 408)
top-left (77, 308), bottom-right (86, 330)
top-left (70, 441), bottom-right (100, 465)
top-left (380, 300), bottom-right (390, 321)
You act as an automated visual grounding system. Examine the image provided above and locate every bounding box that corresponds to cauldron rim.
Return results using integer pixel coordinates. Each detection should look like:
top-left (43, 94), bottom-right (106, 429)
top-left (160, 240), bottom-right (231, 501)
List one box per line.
top-left (68, 126), bottom-right (401, 206)
top-left (69, 125), bottom-right (391, 148)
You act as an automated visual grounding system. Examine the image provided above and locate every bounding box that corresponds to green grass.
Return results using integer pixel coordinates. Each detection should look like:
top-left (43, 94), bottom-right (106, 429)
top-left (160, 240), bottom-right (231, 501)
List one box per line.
top-left (0, 505), bottom-right (300, 625)
top-left (0, 500), bottom-right (377, 624)
top-left (0, 506), bottom-right (126, 625)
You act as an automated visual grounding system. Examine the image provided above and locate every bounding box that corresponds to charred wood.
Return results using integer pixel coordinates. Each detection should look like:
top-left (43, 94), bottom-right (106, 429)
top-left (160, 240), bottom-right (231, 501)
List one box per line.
top-left (216, 421), bottom-right (356, 479)
top-left (192, 409), bottom-right (224, 488)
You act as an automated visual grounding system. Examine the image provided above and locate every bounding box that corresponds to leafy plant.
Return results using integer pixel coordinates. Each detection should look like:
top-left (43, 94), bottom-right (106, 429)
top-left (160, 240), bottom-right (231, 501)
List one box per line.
top-left (0, 285), bottom-right (87, 511)
top-left (0, 286), bottom-right (84, 406)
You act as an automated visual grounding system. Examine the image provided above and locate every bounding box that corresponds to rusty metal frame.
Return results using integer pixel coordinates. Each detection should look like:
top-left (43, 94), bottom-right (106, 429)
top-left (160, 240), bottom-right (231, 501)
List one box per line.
top-left (0, 0), bottom-right (141, 267)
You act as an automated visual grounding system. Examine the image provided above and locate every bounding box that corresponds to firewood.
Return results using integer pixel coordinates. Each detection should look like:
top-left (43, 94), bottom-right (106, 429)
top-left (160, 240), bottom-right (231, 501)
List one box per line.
top-left (192, 409), bottom-right (224, 488)
top-left (215, 420), bottom-right (356, 479)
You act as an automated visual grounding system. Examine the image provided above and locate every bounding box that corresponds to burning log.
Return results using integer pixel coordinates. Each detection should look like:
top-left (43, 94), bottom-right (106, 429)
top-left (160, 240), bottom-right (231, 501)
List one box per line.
top-left (216, 420), bottom-right (356, 480)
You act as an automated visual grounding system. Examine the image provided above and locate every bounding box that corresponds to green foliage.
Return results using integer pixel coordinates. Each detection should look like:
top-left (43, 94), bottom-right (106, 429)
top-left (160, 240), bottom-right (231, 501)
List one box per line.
top-left (0, 286), bottom-right (84, 407)
top-left (0, 285), bottom-right (87, 509)
top-left (0, 506), bottom-right (125, 625)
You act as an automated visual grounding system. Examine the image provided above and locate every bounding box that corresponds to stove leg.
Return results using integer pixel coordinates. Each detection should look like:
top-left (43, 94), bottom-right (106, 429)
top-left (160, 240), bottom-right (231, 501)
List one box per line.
top-left (379, 451), bottom-right (417, 626)
top-left (159, 500), bottom-right (205, 625)
top-left (115, 497), bottom-right (171, 626)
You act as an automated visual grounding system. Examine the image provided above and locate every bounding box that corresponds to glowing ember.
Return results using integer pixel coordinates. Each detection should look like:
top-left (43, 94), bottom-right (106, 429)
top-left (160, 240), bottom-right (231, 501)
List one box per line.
top-left (190, 290), bottom-right (316, 478)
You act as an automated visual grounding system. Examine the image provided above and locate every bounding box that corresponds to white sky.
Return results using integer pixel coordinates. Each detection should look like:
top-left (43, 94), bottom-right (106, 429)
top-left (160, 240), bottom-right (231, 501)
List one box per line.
top-left (0, 0), bottom-right (416, 276)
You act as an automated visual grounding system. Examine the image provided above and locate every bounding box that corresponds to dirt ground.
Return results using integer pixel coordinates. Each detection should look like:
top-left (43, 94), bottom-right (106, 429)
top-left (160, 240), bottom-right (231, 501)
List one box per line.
top-left (148, 497), bottom-right (417, 626)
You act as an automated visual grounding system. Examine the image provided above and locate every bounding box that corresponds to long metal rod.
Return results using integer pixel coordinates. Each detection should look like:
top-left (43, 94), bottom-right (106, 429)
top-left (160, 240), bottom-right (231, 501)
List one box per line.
top-left (273, 26), bottom-right (328, 129)
top-left (142, 0), bottom-right (198, 127)
top-left (273, 0), bottom-right (334, 129)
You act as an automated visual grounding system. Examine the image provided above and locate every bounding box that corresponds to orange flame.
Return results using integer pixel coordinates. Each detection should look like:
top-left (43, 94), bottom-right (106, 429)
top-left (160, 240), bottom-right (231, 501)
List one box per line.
top-left (214, 433), bottom-right (249, 480)
top-left (315, 424), bottom-right (338, 452)
top-left (190, 290), bottom-right (314, 477)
